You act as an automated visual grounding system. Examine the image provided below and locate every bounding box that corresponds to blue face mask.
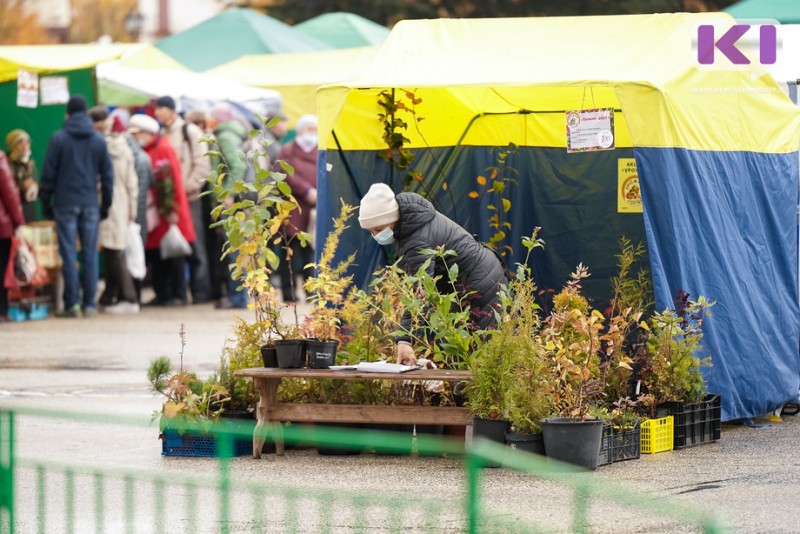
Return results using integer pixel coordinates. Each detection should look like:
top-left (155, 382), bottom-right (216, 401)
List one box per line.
top-left (373, 227), bottom-right (395, 245)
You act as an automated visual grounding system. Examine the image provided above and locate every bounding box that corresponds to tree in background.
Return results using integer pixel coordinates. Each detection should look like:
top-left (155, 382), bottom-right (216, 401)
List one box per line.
top-left (0, 0), bottom-right (58, 45)
top-left (260, 0), bottom-right (739, 27)
top-left (70, 0), bottom-right (139, 43)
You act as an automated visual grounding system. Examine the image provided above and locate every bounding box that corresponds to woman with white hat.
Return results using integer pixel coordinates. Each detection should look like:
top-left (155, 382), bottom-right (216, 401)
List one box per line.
top-left (358, 184), bottom-right (507, 366)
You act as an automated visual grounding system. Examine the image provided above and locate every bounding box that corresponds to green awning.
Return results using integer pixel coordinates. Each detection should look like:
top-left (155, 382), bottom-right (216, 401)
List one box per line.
top-left (294, 12), bottom-right (389, 48)
top-left (155, 7), bottom-right (330, 71)
top-left (723, 0), bottom-right (800, 23)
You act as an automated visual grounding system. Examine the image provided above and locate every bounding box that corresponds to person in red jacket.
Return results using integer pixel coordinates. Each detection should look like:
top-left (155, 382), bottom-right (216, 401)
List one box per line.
top-left (276, 114), bottom-right (318, 303)
top-left (0, 149), bottom-right (25, 321)
top-left (128, 114), bottom-right (195, 307)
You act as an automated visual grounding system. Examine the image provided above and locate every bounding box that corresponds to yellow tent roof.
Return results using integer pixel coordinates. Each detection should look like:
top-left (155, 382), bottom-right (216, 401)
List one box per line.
top-left (207, 46), bottom-right (379, 123)
top-left (0, 43), bottom-right (187, 84)
top-left (318, 13), bottom-right (800, 153)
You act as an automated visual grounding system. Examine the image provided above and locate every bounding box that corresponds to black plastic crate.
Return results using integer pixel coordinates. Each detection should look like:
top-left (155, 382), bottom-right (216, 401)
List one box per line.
top-left (610, 421), bottom-right (641, 462)
top-left (597, 423), bottom-right (613, 466)
top-left (161, 427), bottom-right (252, 457)
top-left (657, 394), bottom-right (721, 449)
top-left (598, 421), bottom-right (641, 466)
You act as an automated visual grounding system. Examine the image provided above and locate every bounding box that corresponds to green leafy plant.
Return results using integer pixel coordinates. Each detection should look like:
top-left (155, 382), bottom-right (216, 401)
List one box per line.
top-left (217, 317), bottom-right (268, 413)
top-left (468, 143), bottom-right (519, 257)
top-left (470, 248), bottom-right (551, 427)
top-left (368, 246), bottom-right (489, 370)
top-left (636, 291), bottom-right (715, 416)
top-left (597, 237), bottom-right (652, 413)
top-left (611, 237), bottom-right (654, 317)
top-left (152, 158), bottom-right (176, 218)
top-left (377, 89), bottom-right (425, 189)
top-left (204, 115), bottom-right (311, 342)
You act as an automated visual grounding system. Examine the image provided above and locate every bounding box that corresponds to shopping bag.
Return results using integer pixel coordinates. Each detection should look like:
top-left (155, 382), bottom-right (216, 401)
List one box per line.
top-left (4, 236), bottom-right (48, 291)
top-left (159, 223), bottom-right (192, 260)
top-left (125, 222), bottom-right (146, 279)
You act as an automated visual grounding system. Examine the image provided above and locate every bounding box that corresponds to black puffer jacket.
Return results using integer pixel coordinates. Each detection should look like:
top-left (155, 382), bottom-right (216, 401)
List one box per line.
top-left (394, 193), bottom-right (506, 341)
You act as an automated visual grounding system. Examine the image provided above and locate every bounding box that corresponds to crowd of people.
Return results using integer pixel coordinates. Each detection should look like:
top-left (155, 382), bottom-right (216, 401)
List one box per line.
top-left (0, 93), bottom-right (319, 321)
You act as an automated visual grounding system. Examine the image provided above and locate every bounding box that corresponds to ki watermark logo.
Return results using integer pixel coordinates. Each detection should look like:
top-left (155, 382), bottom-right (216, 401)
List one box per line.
top-left (693, 19), bottom-right (782, 70)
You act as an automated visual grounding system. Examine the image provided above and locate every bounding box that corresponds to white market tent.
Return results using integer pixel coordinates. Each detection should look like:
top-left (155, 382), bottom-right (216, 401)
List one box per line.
top-left (96, 61), bottom-right (282, 112)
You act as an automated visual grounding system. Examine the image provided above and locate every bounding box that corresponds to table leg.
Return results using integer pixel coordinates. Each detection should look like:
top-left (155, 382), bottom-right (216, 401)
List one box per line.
top-left (253, 377), bottom-right (284, 458)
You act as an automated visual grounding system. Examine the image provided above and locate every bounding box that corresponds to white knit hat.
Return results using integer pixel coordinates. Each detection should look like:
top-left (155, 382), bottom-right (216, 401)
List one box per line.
top-left (128, 114), bottom-right (160, 135)
top-left (358, 183), bottom-right (400, 229)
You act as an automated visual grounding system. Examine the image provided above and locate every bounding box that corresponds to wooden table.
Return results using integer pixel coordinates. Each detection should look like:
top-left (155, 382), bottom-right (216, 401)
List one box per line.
top-left (234, 367), bottom-right (472, 458)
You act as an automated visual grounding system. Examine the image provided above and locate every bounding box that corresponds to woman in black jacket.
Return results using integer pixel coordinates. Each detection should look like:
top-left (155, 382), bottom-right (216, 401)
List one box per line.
top-left (358, 183), bottom-right (506, 365)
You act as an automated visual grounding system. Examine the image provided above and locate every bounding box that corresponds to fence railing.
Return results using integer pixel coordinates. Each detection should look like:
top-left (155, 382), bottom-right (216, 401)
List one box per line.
top-left (0, 407), bottom-right (726, 533)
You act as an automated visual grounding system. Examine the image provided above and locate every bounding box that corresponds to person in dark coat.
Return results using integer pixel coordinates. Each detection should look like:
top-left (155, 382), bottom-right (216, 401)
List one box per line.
top-left (0, 150), bottom-right (25, 321)
top-left (358, 183), bottom-right (507, 365)
top-left (40, 94), bottom-right (114, 318)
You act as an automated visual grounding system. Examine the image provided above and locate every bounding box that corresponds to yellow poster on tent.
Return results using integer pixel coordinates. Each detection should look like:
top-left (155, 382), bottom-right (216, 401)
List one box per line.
top-left (618, 158), bottom-right (642, 213)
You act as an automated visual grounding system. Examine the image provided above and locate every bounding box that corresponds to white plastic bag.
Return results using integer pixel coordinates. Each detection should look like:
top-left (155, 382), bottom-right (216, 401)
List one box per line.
top-left (125, 222), bottom-right (146, 280)
top-left (159, 223), bottom-right (192, 260)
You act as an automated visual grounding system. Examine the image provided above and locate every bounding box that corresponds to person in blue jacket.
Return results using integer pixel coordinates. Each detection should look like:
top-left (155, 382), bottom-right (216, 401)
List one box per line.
top-left (40, 94), bottom-right (114, 318)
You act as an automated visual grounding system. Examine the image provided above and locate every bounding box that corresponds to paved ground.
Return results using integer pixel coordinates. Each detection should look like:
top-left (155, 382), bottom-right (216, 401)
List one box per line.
top-left (2, 301), bottom-right (800, 533)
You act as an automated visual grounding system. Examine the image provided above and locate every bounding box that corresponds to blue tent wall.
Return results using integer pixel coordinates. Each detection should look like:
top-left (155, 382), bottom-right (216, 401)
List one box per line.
top-left (318, 145), bottom-right (647, 314)
top-left (636, 147), bottom-right (800, 421)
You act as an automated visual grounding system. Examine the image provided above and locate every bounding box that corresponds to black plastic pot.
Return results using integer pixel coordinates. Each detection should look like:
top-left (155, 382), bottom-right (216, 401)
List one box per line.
top-left (305, 339), bottom-right (339, 369)
top-left (471, 417), bottom-right (509, 467)
top-left (541, 417), bottom-right (604, 470)
top-left (473, 417), bottom-right (510, 444)
top-left (505, 431), bottom-right (545, 455)
top-left (260, 344), bottom-right (278, 368)
top-left (275, 339), bottom-right (306, 368)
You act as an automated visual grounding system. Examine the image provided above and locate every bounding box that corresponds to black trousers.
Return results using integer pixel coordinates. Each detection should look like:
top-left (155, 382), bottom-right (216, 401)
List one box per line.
top-left (100, 249), bottom-right (137, 305)
top-left (0, 237), bottom-right (10, 315)
top-left (146, 249), bottom-right (187, 304)
top-left (278, 238), bottom-right (314, 302)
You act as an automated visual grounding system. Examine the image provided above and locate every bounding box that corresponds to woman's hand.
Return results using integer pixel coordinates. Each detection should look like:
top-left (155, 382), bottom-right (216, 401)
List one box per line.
top-left (167, 212), bottom-right (179, 225)
top-left (396, 343), bottom-right (416, 366)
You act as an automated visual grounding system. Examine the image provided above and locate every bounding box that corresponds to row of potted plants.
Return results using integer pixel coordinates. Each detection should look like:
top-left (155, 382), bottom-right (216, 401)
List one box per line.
top-left (464, 234), bottom-right (718, 469)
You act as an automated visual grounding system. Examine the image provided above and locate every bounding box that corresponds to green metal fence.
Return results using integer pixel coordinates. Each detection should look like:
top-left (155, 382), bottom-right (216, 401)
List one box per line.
top-left (0, 407), bottom-right (726, 533)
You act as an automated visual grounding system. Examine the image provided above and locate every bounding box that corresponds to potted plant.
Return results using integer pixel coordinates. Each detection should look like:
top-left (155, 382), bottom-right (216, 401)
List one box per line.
top-left (504, 336), bottom-right (555, 455)
top-left (593, 238), bottom-right (651, 465)
top-left (465, 230), bottom-right (548, 452)
top-left (217, 317), bottom-right (267, 416)
top-left (636, 291), bottom-right (718, 449)
top-left (464, 329), bottom-right (514, 447)
top-left (539, 264), bottom-right (606, 469)
top-left (303, 201), bottom-right (358, 368)
top-left (205, 115), bottom-right (311, 369)
top-left (146, 325), bottom-right (249, 457)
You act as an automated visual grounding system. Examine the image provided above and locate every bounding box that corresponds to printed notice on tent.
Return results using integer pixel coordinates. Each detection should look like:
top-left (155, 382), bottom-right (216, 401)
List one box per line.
top-left (565, 108), bottom-right (614, 153)
top-left (39, 76), bottom-right (69, 105)
top-left (17, 69), bottom-right (38, 109)
top-left (618, 158), bottom-right (642, 213)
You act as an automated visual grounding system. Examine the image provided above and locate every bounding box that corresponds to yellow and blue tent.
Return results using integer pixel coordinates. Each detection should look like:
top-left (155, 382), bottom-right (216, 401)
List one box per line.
top-left (316, 13), bottom-right (800, 421)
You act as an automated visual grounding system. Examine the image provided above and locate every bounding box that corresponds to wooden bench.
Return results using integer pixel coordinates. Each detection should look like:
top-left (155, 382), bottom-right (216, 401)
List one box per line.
top-left (234, 367), bottom-right (472, 458)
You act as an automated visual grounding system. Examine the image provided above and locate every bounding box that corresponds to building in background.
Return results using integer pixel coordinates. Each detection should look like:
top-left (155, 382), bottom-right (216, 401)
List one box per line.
top-left (17, 0), bottom-right (71, 42)
top-left (136, 0), bottom-right (229, 42)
